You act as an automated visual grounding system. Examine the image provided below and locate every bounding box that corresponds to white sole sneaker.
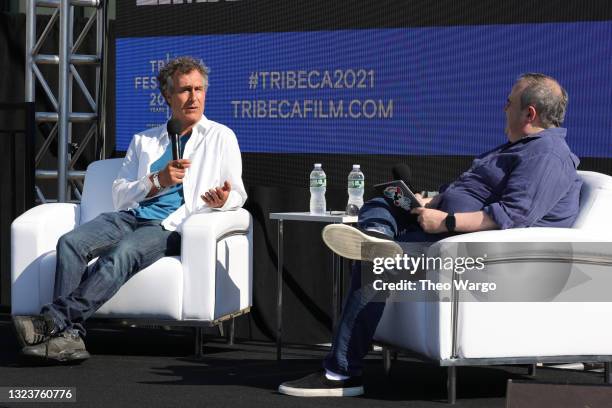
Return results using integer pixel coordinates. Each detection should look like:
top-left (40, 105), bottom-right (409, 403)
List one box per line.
top-left (278, 384), bottom-right (364, 397)
top-left (321, 224), bottom-right (403, 261)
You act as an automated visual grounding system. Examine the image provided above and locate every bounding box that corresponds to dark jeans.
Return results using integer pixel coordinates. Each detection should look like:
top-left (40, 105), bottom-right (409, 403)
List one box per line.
top-left (323, 197), bottom-right (450, 377)
top-left (41, 211), bottom-right (181, 336)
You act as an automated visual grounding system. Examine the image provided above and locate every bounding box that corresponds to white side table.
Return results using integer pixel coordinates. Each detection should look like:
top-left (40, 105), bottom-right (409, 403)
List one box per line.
top-left (269, 212), bottom-right (358, 360)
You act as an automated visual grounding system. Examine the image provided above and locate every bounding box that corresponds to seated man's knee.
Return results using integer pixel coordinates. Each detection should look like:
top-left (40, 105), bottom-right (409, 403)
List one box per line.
top-left (110, 239), bottom-right (138, 260)
top-left (358, 197), bottom-right (395, 223)
top-left (93, 255), bottom-right (129, 284)
top-left (359, 197), bottom-right (391, 217)
top-left (103, 238), bottom-right (145, 275)
top-left (57, 230), bottom-right (80, 253)
top-left (357, 197), bottom-right (398, 237)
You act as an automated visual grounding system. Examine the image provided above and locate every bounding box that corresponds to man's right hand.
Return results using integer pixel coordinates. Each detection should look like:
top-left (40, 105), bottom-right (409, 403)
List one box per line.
top-left (158, 159), bottom-right (191, 187)
top-left (414, 193), bottom-right (432, 207)
top-left (414, 192), bottom-right (443, 208)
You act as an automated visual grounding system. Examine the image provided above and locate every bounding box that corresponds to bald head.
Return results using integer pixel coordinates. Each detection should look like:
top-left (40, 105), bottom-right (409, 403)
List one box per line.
top-left (517, 73), bottom-right (568, 128)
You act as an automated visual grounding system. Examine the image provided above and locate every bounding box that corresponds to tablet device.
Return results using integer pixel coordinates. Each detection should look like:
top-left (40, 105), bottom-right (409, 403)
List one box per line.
top-left (374, 180), bottom-right (422, 210)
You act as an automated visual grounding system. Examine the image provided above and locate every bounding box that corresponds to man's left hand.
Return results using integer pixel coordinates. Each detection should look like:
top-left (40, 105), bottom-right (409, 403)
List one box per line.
top-left (411, 207), bottom-right (448, 233)
top-left (201, 181), bottom-right (232, 208)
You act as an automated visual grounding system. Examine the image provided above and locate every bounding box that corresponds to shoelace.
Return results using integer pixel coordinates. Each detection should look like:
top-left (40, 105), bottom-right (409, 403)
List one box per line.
top-left (32, 318), bottom-right (54, 360)
top-left (64, 331), bottom-right (80, 341)
top-left (32, 318), bottom-right (51, 344)
top-left (44, 331), bottom-right (80, 360)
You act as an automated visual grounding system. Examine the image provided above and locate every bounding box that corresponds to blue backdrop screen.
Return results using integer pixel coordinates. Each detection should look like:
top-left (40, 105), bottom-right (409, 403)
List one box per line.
top-left (116, 23), bottom-right (612, 156)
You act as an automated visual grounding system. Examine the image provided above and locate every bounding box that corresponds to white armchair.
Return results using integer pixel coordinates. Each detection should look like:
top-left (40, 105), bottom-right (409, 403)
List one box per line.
top-left (373, 171), bottom-right (612, 403)
top-left (11, 158), bottom-right (253, 355)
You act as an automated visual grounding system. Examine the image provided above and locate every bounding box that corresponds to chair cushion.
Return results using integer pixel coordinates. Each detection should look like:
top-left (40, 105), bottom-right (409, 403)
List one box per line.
top-left (38, 251), bottom-right (184, 320)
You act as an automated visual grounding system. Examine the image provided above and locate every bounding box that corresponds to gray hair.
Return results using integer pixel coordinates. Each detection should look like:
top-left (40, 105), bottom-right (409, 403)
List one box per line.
top-left (157, 56), bottom-right (209, 100)
top-left (517, 73), bottom-right (568, 128)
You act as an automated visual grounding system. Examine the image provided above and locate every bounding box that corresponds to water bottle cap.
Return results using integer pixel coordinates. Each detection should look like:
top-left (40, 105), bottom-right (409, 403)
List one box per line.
top-left (353, 164), bottom-right (360, 169)
top-left (314, 163), bottom-right (322, 168)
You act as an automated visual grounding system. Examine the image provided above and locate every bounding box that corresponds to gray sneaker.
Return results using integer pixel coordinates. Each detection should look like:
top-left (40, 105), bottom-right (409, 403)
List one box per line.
top-left (21, 330), bottom-right (90, 364)
top-left (12, 315), bottom-right (57, 348)
top-left (322, 224), bottom-right (403, 261)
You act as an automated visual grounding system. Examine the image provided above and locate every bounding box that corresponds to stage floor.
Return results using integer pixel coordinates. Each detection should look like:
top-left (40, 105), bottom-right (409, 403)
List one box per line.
top-left (0, 315), bottom-right (606, 408)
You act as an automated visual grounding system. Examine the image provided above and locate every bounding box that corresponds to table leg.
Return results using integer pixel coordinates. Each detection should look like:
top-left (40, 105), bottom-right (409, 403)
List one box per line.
top-left (276, 219), bottom-right (283, 360)
top-left (332, 252), bottom-right (339, 331)
top-left (332, 231), bottom-right (350, 333)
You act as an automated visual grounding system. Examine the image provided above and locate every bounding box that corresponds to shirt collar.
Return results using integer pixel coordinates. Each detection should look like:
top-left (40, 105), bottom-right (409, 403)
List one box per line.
top-left (162, 115), bottom-right (208, 139)
top-left (528, 127), bottom-right (567, 139)
top-left (192, 115), bottom-right (210, 134)
top-left (508, 127), bottom-right (567, 147)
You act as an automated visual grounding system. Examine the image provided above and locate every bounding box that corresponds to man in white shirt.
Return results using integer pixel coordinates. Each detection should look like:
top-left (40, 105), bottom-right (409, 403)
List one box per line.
top-left (13, 56), bottom-right (247, 363)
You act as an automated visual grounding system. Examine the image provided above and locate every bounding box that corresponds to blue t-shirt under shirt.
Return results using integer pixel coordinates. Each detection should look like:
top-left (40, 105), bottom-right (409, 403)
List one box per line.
top-left (132, 132), bottom-right (190, 221)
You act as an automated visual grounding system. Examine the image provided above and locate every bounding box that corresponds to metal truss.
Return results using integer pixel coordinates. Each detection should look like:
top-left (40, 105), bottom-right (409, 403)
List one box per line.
top-left (25, 0), bottom-right (106, 203)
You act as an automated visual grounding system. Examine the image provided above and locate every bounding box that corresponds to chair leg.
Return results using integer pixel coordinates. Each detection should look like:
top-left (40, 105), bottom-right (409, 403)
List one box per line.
top-left (227, 318), bottom-right (235, 345)
top-left (383, 347), bottom-right (392, 375)
top-left (528, 364), bottom-right (537, 377)
top-left (217, 322), bottom-right (225, 337)
top-left (194, 327), bottom-right (204, 359)
top-left (605, 362), bottom-right (612, 384)
top-left (447, 366), bottom-right (457, 405)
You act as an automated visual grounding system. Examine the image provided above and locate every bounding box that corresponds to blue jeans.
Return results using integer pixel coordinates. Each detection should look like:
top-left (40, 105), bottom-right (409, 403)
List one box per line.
top-left (41, 211), bottom-right (181, 336)
top-left (323, 197), bottom-right (451, 377)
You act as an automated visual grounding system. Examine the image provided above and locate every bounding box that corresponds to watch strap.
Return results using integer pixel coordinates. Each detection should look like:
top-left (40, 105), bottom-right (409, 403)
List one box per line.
top-left (152, 172), bottom-right (162, 189)
top-left (445, 213), bottom-right (456, 233)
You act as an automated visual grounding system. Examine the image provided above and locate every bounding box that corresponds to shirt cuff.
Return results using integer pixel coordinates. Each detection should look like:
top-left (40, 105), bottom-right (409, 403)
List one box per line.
top-left (210, 190), bottom-right (240, 212)
top-left (142, 173), bottom-right (154, 192)
top-left (483, 203), bottom-right (514, 230)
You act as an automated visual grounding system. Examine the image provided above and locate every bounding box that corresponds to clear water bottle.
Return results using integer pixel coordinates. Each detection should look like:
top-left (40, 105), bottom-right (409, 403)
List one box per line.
top-left (346, 164), bottom-right (364, 216)
top-left (309, 163), bottom-right (327, 215)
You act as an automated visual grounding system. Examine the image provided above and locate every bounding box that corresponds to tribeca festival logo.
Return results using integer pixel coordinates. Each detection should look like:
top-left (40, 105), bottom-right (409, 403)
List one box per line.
top-left (132, 53), bottom-right (206, 126)
top-left (234, 69), bottom-right (394, 120)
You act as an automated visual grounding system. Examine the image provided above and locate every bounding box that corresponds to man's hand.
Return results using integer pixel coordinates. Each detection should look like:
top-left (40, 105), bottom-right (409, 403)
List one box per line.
top-left (414, 193), bottom-right (432, 207)
top-left (414, 193), bottom-right (443, 209)
top-left (411, 207), bottom-right (448, 233)
top-left (201, 181), bottom-right (232, 208)
top-left (158, 159), bottom-right (191, 187)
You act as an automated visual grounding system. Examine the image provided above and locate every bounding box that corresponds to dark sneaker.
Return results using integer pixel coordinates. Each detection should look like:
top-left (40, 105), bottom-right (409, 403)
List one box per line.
top-left (278, 371), bottom-right (364, 397)
top-left (322, 224), bottom-right (403, 261)
top-left (21, 330), bottom-right (90, 364)
top-left (12, 315), bottom-right (57, 348)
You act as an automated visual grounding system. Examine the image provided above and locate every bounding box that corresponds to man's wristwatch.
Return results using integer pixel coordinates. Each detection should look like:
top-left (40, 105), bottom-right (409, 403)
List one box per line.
top-left (445, 213), bottom-right (456, 233)
top-left (152, 172), bottom-right (162, 190)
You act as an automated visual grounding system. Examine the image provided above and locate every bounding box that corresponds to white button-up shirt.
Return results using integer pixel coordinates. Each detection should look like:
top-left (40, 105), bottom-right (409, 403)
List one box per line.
top-left (112, 115), bottom-right (247, 232)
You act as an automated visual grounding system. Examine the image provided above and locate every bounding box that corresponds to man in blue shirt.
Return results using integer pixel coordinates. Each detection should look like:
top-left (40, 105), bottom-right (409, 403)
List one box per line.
top-left (279, 73), bottom-right (582, 397)
top-left (13, 56), bottom-right (246, 364)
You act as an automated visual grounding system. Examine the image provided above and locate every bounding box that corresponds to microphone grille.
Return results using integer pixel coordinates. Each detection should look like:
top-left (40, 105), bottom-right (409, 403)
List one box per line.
top-left (167, 118), bottom-right (182, 136)
top-left (392, 163), bottom-right (412, 180)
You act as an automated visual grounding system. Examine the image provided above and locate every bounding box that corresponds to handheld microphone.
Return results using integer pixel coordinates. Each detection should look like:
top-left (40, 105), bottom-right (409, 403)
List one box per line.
top-left (392, 163), bottom-right (414, 190)
top-left (167, 118), bottom-right (182, 161)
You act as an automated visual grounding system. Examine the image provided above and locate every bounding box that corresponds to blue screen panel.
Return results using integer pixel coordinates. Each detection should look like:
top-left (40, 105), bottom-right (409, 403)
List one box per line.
top-left (116, 23), bottom-right (612, 156)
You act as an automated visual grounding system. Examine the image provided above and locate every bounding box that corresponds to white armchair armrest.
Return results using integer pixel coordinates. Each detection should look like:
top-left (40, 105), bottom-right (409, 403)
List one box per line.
top-left (438, 227), bottom-right (612, 243)
top-left (432, 227), bottom-right (612, 265)
top-left (422, 227), bottom-right (612, 306)
top-left (11, 203), bottom-right (80, 314)
top-left (180, 208), bottom-right (252, 320)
